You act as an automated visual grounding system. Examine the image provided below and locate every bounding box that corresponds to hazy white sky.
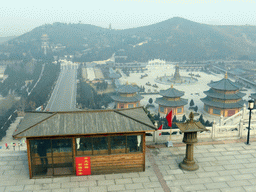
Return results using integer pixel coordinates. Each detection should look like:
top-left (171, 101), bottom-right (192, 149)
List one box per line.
top-left (1, 0), bottom-right (255, 37)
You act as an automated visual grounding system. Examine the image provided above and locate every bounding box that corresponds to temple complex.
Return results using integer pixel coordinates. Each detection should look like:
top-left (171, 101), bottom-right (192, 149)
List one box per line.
top-left (201, 72), bottom-right (246, 117)
top-left (155, 84), bottom-right (188, 116)
top-left (111, 84), bottom-right (143, 109)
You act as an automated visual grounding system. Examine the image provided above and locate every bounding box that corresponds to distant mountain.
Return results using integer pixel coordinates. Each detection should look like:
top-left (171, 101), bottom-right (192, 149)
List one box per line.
top-left (0, 36), bottom-right (16, 44)
top-left (1, 18), bottom-right (256, 61)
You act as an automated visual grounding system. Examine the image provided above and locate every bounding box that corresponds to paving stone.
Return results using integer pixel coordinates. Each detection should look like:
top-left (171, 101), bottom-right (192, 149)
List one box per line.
top-left (143, 181), bottom-right (161, 188)
top-left (205, 182), bottom-right (229, 189)
top-left (88, 186), bottom-right (107, 192)
top-left (239, 168), bottom-right (256, 174)
top-left (211, 176), bottom-right (235, 182)
top-left (166, 169), bottom-right (183, 175)
top-left (220, 187), bottom-right (246, 192)
top-left (181, 184), bottom-right (206, 191)
top-left (215, 155), bottom-right (236, 161)
top-left (174, 173), bottom-right (198, 180)
top-left (224, 147), bottom-right (244, 151)
top-left (107, 184), bottom-right (126, 191)
top-left (239, 150), bottom-right (256, 154)
top-left (167, 186), bottom-right (184, 192)
top-left (132, 177), bottom-right (150, 183)
top-left (136, 189), bottom-right (154, 192)
top-left (223, 164), bottom-right (246, 170)
top-left (208, 148), bottom-right (227, 152)
top-left (203, 165), bottom-right (225, 172)
top-left (53, 177), bottom-right (71, 183)
top-left (87, 175), bottom-right (105, 180)
top-left (98, 179), bottom-right (115, 186)
top-left (227, 180), bottom-right (251, 187)
top-left (52, 189), bottom-right (70, 192)
top-left (125, 183), bottom-right (144, 190)
top-left (35, 178), bottom-right (53, 184)
top-left (243, 162), bottom-right (256, 168)
top-left (5, 185), bottom-right (25, 191)
top-left (0, 180), bottom-right (18, 186)
top-left (197, 171), bottom-right (219, 178)
top-left (149, 176), bottom-right (158, 182)
top-left (61, 181), bottom-right (79, 188)
top-left (163, 175), bottom-right (176, 181)
top-left (79, 180), bottom-right (97, 187)
top-left (189, 177), bottom-right (213, 184)
top-left (220, 151), bottom-right (240, 156)
top-left (210, 160), bottom-right (232, 166)
top-left (122, 172), bottom-right (140, 178)
top-left (201, 152), bottom-right (222, 157)
top-left (166, 179), bottom-right (191, 186)
top-left (248, 178), bottom-right (256, 185)
top-left (71, 187), bottom-right (89, 192)
top-left (115, 178), bottom-right (133, 184)
top-left (24, 184), bottom-right (42, 191)
top-left (243, 185), bottom-right (256, 192)
top-left (233, 174), bottom-right (255, 180)
top-left (196, 190), bottom-right (220, 192)
top-left (153, 188), bottom-right (165, 192)
top-left (3, 169), bottom-right (22, 175)
top-left (197, 157), bottom-right (217, 162)
top-left (218, 170), bottom-right (240, 176)
top-left (229, 159), bottom-right (250, 164)
top-left (105, 173), bottom-right (123, 180)
top-left (234, 154), bottom-right (254, 159)
top-left (0, 187), bottom-right (5, 192)
top-left (42, 183), bottom-right (61, 189)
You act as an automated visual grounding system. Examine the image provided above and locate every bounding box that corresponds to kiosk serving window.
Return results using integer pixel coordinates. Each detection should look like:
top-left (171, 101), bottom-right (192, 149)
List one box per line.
top-left (30, 139), bottom-right (74, 177)
top-left (76, 134), bottom-right (143, 156)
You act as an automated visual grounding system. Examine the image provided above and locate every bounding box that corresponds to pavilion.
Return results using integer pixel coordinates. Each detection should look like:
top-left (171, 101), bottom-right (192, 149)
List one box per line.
top-left (111, 84), bottom-right (143, 109)
top-left (155, 84), bottom-right (188, 116)
top-left (201, 72), bottom-right (246, 117)
top-left (12, 107), bottom-right (156, 179)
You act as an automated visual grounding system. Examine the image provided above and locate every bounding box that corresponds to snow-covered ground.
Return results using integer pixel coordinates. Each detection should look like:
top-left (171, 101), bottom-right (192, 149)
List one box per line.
top-left (119, 64), bottom-right (254, 121)
top-left (87, 68), bottom-right (96, 80)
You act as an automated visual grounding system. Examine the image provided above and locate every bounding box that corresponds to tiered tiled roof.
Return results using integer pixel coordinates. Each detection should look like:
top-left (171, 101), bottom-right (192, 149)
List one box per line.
top-left (201, 72), bottom-right (245, 109)
top-left (111, 84), bottom-right (143, 103)
top-left (156, 85), bottom-right (188, 107)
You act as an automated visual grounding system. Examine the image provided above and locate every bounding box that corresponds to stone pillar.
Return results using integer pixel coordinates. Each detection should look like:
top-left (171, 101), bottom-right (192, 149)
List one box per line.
top-left (179, 132), bottom-right (199, 171)
top-left (242, 104), bottom-right (247, 120)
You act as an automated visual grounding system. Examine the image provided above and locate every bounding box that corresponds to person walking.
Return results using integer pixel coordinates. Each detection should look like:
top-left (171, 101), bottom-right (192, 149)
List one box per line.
top-left (5, 143), bottom-right (9, 150)
top-left (13, 143), bottom-right (15, 151)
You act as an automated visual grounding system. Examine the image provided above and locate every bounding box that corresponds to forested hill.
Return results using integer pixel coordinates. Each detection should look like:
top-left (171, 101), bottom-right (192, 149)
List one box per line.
top-left (1, 17), bottom-right (256, 61)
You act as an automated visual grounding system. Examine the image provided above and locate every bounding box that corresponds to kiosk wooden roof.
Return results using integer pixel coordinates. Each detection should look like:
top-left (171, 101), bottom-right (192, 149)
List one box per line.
top-left (13, 107), bottom-right (156, 139)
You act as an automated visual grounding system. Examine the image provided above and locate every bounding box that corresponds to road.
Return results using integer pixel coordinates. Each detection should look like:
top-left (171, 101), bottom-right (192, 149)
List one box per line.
top-left (45, 64), bottom-right (78, 112)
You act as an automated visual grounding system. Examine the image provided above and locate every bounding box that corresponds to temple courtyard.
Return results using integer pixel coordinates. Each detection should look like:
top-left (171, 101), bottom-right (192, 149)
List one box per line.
top-left (119, 65), bottom-right (255, 120)
top-left (1, 139), bottom-right (256, 192)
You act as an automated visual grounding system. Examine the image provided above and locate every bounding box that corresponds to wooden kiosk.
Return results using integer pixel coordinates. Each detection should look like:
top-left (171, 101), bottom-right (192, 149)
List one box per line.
top-left (13, 107), bottom-right (156, 178)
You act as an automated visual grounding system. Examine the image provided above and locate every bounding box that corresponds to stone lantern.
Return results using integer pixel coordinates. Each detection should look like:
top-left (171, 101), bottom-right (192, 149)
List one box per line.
top-left (176, 112), bottom-right (208, 171)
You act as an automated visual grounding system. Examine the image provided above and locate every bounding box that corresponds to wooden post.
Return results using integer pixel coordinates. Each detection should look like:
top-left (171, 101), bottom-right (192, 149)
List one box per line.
top-left (143, 133), bottom-right (146, 171)
top-left (72, 137), bottom-right (76, 175)
top-left (26, 139), bottom-right (32, 179)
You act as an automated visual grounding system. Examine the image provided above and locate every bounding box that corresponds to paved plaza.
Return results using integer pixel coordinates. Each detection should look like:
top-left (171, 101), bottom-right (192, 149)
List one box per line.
top-left (0, 139), bottom-right (256, 192)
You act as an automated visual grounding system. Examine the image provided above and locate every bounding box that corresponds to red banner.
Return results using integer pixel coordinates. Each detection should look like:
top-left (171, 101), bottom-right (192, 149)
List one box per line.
top-left (76, 156), bottom-right (91, 176)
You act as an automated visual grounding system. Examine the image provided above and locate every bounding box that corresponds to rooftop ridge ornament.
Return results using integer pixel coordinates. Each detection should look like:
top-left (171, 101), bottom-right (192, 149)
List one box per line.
top-left (126, 81), bottom-right (129, 85)
top-left (188, 112), bottom-right (194, 123)
top-left (225, 71), bottom-right (228, 79)
top-left (171, 84), bottom-right (173, 88)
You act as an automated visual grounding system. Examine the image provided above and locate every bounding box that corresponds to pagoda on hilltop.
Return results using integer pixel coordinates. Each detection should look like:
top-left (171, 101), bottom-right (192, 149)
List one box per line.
top-left (111, 84), bottom-right (143, 109)
top-left (155, 84), bottom-right (188, 115)
top-left (201, 72), bottom-right (246, 117)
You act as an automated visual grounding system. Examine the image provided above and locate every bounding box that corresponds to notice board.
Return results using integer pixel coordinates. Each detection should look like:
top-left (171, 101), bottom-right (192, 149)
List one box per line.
top-left (76, 156), bottom-right (91, 176)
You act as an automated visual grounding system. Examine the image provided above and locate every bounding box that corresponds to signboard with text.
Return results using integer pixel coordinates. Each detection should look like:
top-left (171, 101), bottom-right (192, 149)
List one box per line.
top-left (75, 156), bottom-right (91, 176)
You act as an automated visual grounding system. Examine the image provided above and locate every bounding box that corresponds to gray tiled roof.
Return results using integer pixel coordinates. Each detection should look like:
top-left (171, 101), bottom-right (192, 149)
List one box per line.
top-left (204, 89), bottom-right (246, 100)
top-left (13, 107), bottom-right (156, 138)
top-left (111, 94), bottom-right (143, 102)
top-left (159, 87), bottom-right (184, 98)
top-left (116, 85), bottom-right (139, 93)
top-left (251, 93), bottom-right (256, 100)
top-left (109, 72), bottom-right (121, 79)
top-left (201, 97), bottom-right (245, 109)
top-left (155, 97), bottom-right (188, 107)
top-left (207, 78), bottom-right (241, 91)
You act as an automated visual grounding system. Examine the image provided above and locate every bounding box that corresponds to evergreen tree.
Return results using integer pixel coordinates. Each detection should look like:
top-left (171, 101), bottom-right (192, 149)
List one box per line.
top-left (172, 115), bottom-right (177, 122)
top-left (194, 105), bottom-right (198, 112)
top-left (148, 98), bottom-right (153, 104)
top-left (190, 99), bottom-right (195, 106)
top-left (199, 114), bottom-right (205, 125)
top-left (182, 114), bottom-right (187, 122)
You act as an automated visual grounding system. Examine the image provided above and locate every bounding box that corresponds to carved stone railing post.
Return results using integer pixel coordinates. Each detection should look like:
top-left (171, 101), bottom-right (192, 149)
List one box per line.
top-left (242, 103), bottom-right (247, 120)
top-left (219, 115), bottom-right (223, 126)
top-left (239, 118), bottom-right (244, 138)
top-left (212, 119), bottom-right (216, 139)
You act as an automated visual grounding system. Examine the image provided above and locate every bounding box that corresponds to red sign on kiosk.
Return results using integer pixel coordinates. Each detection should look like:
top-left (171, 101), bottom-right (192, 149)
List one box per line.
top-left (76, 156), bottom-right (91, 176)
